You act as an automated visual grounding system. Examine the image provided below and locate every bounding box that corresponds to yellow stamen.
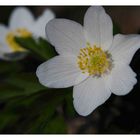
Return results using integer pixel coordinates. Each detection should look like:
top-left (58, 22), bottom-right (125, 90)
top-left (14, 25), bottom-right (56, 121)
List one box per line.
top-left (6, 28), bottom-right (32, 52)
top-left (77, 42), bottom-right (112, 76)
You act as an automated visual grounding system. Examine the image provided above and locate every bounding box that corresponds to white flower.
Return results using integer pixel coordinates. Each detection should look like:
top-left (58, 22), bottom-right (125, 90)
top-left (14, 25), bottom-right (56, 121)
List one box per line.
top-left (0, 7), bottom-right (55, 60)
top-left (36, 6), bottom-right (140, 116)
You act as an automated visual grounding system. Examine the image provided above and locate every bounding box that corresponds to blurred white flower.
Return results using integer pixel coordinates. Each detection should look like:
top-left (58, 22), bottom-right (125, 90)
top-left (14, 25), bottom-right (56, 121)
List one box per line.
top-left (36, 6), bottom-right (140, 116)
top-left (0, 7), bottom-right (55, 60)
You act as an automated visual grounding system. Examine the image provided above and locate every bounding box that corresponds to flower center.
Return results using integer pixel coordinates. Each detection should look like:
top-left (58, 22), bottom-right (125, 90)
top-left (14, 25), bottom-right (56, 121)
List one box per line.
top-left (6, 28), bottom-right (32, 52)
top-left (77, 43), bottom-right (113, 76)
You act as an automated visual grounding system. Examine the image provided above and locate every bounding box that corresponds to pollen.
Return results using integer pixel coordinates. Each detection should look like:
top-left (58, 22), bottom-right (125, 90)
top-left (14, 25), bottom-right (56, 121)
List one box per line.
top-left (77, 43), bottom-right (113, 76)
top-left (6, 28), bottom-right (32, 52)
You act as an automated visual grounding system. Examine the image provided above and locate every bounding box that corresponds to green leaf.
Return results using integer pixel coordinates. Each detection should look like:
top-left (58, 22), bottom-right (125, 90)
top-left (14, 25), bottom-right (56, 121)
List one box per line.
top-left (113, 23), bottom-right (120, 35)
top-left (5, 73), bottom-right (45, 91)
top-left (3, 89), bottom-right (71, 133)
top-left (25, 106), bottom-right (56, 133)
top-left (0, 113), bottom-right (18, 131)
top-left (38, 38), bottom-right (56, 59)
top-left (64, 93), bottom-right (76, 117)
top-left (0, 61), bottom-right (23, 75)
top-left (0, 84), bottom-right (24, 100)
top-left (15, 37), bottom-right (56, 60)
top-left (43, 116), bottom-right (67, 134)
top-left (0, 73), bottom-right (46, 100)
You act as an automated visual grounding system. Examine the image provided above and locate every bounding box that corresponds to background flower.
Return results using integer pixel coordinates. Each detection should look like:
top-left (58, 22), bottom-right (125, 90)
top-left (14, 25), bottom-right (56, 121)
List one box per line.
top-left (0, 7), bottom-right (55, 60)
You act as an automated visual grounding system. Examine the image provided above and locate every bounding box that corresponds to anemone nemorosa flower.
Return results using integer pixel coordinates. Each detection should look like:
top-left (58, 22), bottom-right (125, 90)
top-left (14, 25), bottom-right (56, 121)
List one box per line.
top-left (36, 6), bottom-right (140, 116)
top-left (0, 7), bottom-right (55, 60)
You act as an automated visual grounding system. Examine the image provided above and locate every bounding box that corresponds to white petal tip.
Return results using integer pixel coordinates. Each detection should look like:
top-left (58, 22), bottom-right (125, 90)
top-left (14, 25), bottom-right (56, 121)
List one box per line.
top-left (11, 7), bottom-right (30, 15)
top-left (36, 63), bottom-right (47, 87)
top-left (73, 100), bottom-right (94, 116)
top-left (43, 9), bottom-right (55, 19)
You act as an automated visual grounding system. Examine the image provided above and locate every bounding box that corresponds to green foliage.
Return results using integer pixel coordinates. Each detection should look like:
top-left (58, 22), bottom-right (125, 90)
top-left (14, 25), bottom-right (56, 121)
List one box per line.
top-left (0, 61), bottom-right (23, 75)
top-left (15, 37), bottom-right (56, 60)
top-left (43, 116), bottom-right (67, 134)
top-left (113, 22), bottom-right (120, 35)
top-left (0, 88), bottom-right (72, 133)
top-left (64, 93), bottom-right (76, 117)
top-left (0, 73), bottom-right (46, 100)
top-left (0, 36), bottom-right (74, 133)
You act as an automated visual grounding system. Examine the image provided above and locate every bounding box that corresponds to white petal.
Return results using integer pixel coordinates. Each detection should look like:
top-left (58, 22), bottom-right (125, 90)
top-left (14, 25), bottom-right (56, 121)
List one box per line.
top-left (73, 76), bottom-right (111, 116)
top-left (0, 24), bottom-right (13, 54)
top-left (0, 46), bottom-right (13, 61)
top-left (46, 19), bottom-right (86, 55)
top-left (84, 6), bottom-right (113, 50)
top-left (9, 7), bottom-right (34, 30)
top-left (0, 24), bottom-right (9, 43)
top-left (108, 62), bottom-right (137, 95)
top-left (36, 55), bottom-right (88, 88)
top-left (32, 9), bottom-right (55, 38)
top-left (110, 34), bottom-right (140, 64)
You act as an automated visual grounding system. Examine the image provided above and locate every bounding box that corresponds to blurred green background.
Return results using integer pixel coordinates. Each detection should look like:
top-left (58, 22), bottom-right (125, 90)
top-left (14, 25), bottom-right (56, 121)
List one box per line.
top-left (0, 6), bottom-right (140, 134)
